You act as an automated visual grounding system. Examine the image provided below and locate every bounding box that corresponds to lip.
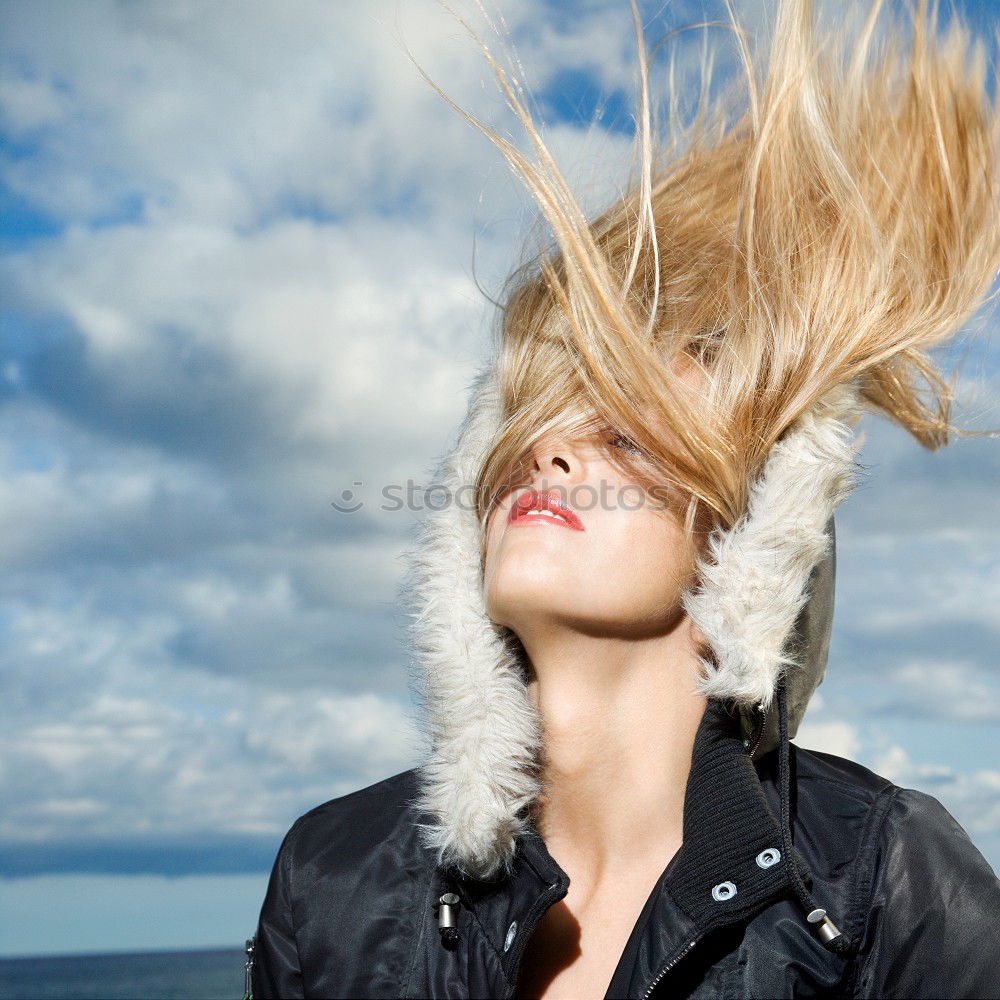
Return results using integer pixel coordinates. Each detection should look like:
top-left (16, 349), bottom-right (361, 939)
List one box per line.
top-left (507, 489), bottom-right (584, 531)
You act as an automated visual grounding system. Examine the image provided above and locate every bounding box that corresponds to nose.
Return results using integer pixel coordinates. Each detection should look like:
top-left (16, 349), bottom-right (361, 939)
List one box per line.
top-left (529, 433), bottom-right (588, 491)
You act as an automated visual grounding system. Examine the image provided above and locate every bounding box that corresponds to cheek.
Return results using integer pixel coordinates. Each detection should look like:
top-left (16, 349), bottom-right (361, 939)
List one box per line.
top-left (482, 508), bottom-right (522, 610)
top-left (481, 517), bottom-right (496, 591)
top-left (482, 506), bottom-right (506, 577)
top-left (599, 505), bottom-right (695, 604)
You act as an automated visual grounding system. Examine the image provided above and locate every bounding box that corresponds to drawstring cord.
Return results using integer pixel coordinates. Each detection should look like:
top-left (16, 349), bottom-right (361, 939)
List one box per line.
top-left (776, 673), bottom-right (854, 956)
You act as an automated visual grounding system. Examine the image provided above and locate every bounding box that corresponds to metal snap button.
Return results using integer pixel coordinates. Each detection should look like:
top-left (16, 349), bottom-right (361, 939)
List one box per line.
top-left (711, 880), bottom-right (737, 901)
top-left (503, 920), bottom-right (518, 953)
top-left (756, 847), bottom-right (781, 869)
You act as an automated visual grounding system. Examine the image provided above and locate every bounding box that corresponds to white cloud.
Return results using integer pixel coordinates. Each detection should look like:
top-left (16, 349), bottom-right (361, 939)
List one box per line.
top-left (1, 0), bottom-right (998, 925)
top-left (3, 668), bottom-right (419, 842)
top-left (247, 691), bottom-right (419, 772)
top-left (886, 661), bottom-right (1000, 722)
top-left (794, 718), bottom-right (862, 758)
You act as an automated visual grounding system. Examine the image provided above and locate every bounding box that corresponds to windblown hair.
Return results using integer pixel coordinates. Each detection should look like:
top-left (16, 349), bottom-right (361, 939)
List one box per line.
top-left (417, 0), bottom-right (1000, 555)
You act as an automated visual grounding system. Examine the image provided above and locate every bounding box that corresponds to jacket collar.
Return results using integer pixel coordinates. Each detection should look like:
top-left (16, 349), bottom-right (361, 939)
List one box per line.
top-left (439, 698), bottom-right (813, 996)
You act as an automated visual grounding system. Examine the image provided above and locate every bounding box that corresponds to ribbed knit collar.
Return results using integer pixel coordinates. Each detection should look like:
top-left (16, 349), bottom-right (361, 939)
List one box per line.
top-left (515, 697), bottom-right (813, 921)
top-left (435, 697), bottom-right (822, 996)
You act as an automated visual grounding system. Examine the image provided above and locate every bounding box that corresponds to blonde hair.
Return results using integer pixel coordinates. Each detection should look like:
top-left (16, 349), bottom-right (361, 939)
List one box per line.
top-left (415, 0), bottom-right (1000, 557)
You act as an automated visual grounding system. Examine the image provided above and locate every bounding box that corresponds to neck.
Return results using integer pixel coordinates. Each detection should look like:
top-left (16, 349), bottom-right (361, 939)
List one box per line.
top-left (520, 618), bottom-right (707, 888)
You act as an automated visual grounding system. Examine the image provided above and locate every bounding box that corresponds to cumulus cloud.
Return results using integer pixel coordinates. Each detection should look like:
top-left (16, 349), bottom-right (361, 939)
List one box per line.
top-left (873, 661), bottom-right (1000, 723)
top-left (1, 0), bottom-right (997, 911)
top-left (1, 0), bottom-right (703, 880)
top-left (831, 521), bottom-right (1000, 689)
top-left (794, 718), bottom-right (863, 759)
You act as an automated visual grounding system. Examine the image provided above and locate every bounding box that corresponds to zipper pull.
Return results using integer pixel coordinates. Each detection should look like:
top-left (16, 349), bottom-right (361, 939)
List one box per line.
top-left (243, 936), bottom-right (255, 1000)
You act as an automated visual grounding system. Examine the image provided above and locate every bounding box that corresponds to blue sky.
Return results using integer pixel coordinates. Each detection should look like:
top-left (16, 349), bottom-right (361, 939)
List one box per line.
top-left (1, 0), bottom-right (998, 959)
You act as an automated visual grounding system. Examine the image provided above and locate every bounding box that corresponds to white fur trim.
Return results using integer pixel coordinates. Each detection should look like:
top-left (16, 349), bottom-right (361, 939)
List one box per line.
top-left (402, 366), bottom-right (542, 880)
top-left (402, 367), bottom-right (863, 879)
top-left (683, 380), bottom-right (865, 716)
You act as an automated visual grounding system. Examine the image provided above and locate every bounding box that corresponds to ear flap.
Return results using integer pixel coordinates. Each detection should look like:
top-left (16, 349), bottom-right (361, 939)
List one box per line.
top-left (682, 381), bottom-right (863, 729)
top-left (750, 513), bottom-right (837, 757)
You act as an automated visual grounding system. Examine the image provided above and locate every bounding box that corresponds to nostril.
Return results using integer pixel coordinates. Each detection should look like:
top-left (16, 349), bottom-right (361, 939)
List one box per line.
top-left (552, 457), bottom-right (570, 473)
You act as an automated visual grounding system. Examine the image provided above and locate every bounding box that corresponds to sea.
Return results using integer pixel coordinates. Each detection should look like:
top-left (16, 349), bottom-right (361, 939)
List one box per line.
top-left (0, 946), bottom-right (247, 999)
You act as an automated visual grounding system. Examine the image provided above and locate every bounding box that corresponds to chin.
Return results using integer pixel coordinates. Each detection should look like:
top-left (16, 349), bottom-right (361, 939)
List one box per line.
top-left (484, 561), bottom-right (575, 631)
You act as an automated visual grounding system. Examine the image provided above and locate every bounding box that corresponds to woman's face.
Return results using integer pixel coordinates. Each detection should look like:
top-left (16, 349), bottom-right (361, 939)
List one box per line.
top-left (482, 425), bottom-right (704, 643)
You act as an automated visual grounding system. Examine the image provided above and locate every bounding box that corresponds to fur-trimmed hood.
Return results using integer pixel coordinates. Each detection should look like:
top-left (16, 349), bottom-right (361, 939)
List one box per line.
top-left (402, 359), bottom-right (864, 889)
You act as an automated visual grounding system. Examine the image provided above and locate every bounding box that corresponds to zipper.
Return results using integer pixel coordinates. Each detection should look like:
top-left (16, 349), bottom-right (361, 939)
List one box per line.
top-left (745, 700), bottom-right (769, 759)
top-left (635, 702), bottom-right (761, 998)
top-left (636, 702), bottom-right (766, 998)
top-left (638, 936), bottom-right (699, 999)
top-left (243, 936), bottom-right (255, 1000)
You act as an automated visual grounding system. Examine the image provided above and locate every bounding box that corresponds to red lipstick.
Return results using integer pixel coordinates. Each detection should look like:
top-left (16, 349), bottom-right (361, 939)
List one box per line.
top-left (507, 489), bottom-right (584, 531)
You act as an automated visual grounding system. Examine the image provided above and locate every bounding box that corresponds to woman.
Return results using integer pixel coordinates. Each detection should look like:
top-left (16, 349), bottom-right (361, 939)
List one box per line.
top-left (248, 0), bottom-right (1000, 996)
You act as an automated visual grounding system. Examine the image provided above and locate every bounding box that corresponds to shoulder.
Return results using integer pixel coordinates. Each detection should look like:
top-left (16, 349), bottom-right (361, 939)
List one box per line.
top-left (772, 743), bottom-right (997, 881)
top-left (256, 769), bottom-right (437, 994)
top-left (756, 743), bottom-right (996, 890)
top-left (756, 742), bottom-right (896, 828)
top-left (277, 767), bottom-right (429, 878)
top-left (288, 767), bottom-right (422, 839)
top-left (762, 745), bottom-right (1000, 997)
top-left (867, 781), bottom-right (999, 884)
top-left (815, 758), bottom-right (1000, 900)
top-left (787, 742), bottom-right (897, 800)
top-left (785, 744), bottom-right (996, 877)
top-left (850, 780), bottom-right (1000, 997)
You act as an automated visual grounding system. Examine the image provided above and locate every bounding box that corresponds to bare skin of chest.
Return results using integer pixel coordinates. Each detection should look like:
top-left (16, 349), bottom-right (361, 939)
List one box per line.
top-left (513, 870), bottom-right (665, 1000)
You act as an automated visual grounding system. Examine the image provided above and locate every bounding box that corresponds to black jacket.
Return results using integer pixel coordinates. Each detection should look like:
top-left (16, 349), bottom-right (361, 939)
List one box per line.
top-left (249, 697), bottom-right (1000, 999)
top-left (250, 369), bottom-right (999, 998)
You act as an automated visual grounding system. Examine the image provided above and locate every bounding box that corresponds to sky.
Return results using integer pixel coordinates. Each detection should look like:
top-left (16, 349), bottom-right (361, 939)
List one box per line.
top-left (1, 0), bottom-right (998, 960)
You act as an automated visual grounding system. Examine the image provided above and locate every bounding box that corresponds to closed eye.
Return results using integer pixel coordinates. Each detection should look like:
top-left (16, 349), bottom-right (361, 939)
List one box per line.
top-left (609, 431), bottom-right (644, 458)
